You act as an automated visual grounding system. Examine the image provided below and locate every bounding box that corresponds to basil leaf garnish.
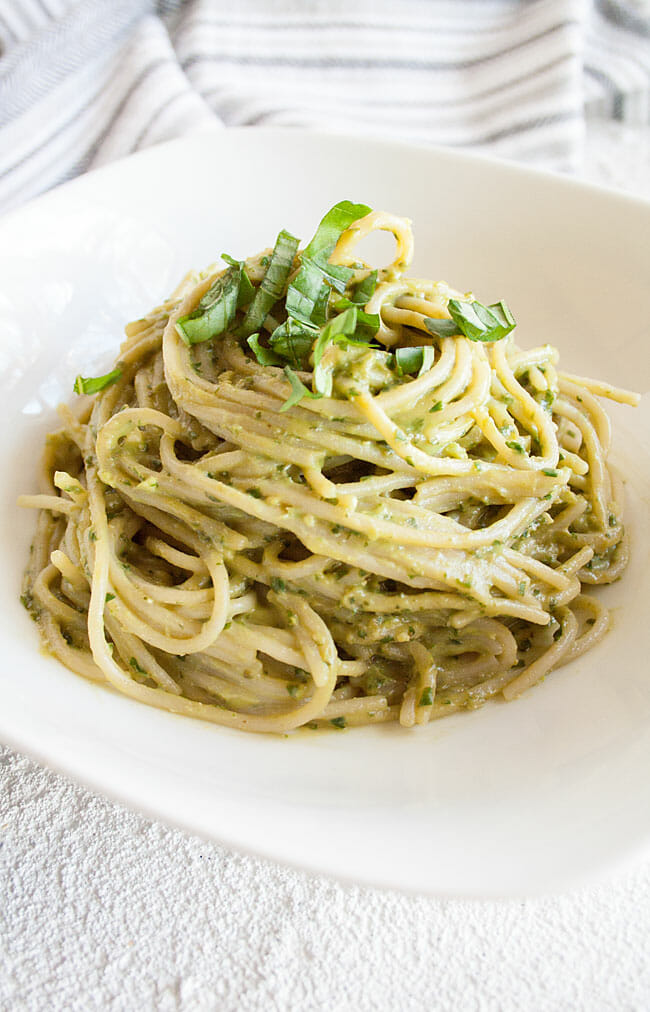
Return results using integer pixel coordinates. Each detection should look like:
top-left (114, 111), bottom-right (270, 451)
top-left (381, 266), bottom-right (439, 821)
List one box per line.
top-left (280, 366), bottom-right (322, 412)
top-left (175, 265), bottom-right (244, 345)
top-left (394, 346), bottom-right (435, 377)
top-left (238, 230), bottom-right (298, 337)
top-left (447, 298), bottom-right (515, 342)
top-left (247, 333), bottom-right (284, 366)
top-left (423, 317), bottom-right (460, 338)
top-left (284, 200), bottom-right (372, 332)
top-left (73, 368), bottom-right (122, 395)
top-left (269, 318), bottom-right (316, 369)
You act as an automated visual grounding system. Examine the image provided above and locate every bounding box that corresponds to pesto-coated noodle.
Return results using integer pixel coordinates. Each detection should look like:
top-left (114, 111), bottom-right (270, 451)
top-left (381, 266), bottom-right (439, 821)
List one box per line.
top-left (19, 203), bottom-right (639, 733)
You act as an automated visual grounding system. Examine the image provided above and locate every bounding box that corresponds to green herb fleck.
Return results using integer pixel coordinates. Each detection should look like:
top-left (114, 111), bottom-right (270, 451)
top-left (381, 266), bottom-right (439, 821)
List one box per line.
top-left (74, 368), bottom-right (122, 395)
top-left (419, 687), bottom-right (434, 707)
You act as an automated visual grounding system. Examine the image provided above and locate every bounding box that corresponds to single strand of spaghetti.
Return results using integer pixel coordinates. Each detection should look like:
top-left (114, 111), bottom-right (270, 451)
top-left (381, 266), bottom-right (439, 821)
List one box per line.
top-left (559, 377), bottom-right (612, 452)
top-left (330, 209), bottom-right (414, 273)
top-left (409, 641), bottom-right (438, 727)
top-left (32, 564), bottom-right (88, 626)
top-left (227, 622), bottom-right (308, 670)
top-left (581, 526), bottom-right (631, 584)
top-left (17, 494), bottom-right (79, 516)
top-left (336, 587), bottom-right (470, 613)
top-left (39, 614), bottom-right (104, 682)
top-left (501, 550), bottom-right (576, 590)
top-left (144, 537), bottom-right (207, 574)
top-left (262, 544), bottom-right (334, 580)
top-left (337, 473), bottom-right (417, 498)
top-left (564, 596), bottom-right (609, 661)
top-left (322, 696), bottom-right (389, 720)
top-left (559, 371), bottom-right (641, 406)
top-left (502, 607), bottom-right (579, 700)
top-left (554, 396), bottom-right (609, 528)
top-left (508, 344), bottom-right (559, 373)
top-left (50, 549), bottom-right (88, 593)
top-left (114, 573), bottom-right (213, 607)
top-left (556, 545), bottom-right (595, 577)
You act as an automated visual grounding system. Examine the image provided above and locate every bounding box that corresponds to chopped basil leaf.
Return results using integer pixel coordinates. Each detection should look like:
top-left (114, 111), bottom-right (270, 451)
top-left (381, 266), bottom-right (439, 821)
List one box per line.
top-left (542, 468), bottom-right (558, 477)
top-left (304, 200), bottom-right (372, 272)
top-left (423, 317), bottom-right (460, 338)
top-left (280, 366), bottom-right (322, 412)
top-left (347, 270), bottom-right (378, 305)
top-left (269, 317), bottom-right (316, 369)
top-left (175, 265), bottom-right (243, 344)
top-left (330, 716), bottom-right (346, 729)
top-left (447, 298), bottom-right (516, 343)
top-left (284, 200), bottom-right (372, 330)
top-left (312, 307), bottom-right (359, 397)
top-left (221, 254), bottom-right (255, 307)
top-left (419, 687), bottom-right (434, 707)
top-left (247, 334), bottom-right (284, 366)
top-left (394, 345), bottom-right (435, 377)
top-left (333, 296), bottom-right (380, 339)
top-left (73, 368), bottom-right (122, 395)
top-left (239, 230), bottom-right (299, 337)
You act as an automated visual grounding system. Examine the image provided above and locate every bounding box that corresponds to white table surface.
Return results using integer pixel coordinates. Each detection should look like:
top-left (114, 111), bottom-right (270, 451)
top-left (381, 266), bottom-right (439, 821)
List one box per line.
top-left (2, 120), bottom-right (650, 1012)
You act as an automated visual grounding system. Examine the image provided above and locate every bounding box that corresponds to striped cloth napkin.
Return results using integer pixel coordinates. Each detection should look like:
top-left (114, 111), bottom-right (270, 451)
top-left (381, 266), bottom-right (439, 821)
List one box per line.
top-left (0, 1), bottom-right (649, 212)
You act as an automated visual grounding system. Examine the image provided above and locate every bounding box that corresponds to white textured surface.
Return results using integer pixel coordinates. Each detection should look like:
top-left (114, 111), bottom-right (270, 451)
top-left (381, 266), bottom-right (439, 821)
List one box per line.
top-left (2, 120), bottom-right (650, 1011)
top-left (2, 745), bottom-right (650, 1012)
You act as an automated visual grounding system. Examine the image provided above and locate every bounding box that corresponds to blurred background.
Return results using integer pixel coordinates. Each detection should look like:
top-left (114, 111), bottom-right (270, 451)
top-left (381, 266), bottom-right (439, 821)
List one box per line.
top-left (1, 0), bottom-right (649, 212)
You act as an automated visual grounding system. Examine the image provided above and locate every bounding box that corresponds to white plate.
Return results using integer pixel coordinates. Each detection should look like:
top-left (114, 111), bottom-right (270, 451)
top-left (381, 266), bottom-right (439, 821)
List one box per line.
top-left (1, 129), bottom-right (649, 899)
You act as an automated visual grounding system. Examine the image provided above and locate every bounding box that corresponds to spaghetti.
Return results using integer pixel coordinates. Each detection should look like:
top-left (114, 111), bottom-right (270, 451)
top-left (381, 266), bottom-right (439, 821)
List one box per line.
top-left (19, 201), bottom-right (639, 732)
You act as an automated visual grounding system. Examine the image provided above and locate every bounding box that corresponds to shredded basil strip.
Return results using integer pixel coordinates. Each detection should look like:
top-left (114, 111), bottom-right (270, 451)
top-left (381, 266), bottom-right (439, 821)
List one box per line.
top-left (312, 307), bottom-right (360, 398)
top-left (247, 333), bottom-right (284, 366)
top-left (333, 297), bottom-right (380, 339)
top-left (348, 270), bottom-right (378, 305)
top-left (283, 200), bottom-right (372, 333)
top-left (238, 230), bottom-right (299, 338)
top-left (304, 200), bottom-right (372, 272)
top-left (280, 366), bottom-right (322, 412)
top-left (73, 367), bottom-right (122, 395)
top-left (269, 318), bottom-right (316, 369)
top-left (448, 298), bottom-right (515, 342)
top-left (393, 345), bottom-right (435, 377)
top-left (175, 265), bottom-right (245, 345)
top-left (423, 317), bottom-right (460, 338)
top-left (221, 254), bottom-right (255, 308)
